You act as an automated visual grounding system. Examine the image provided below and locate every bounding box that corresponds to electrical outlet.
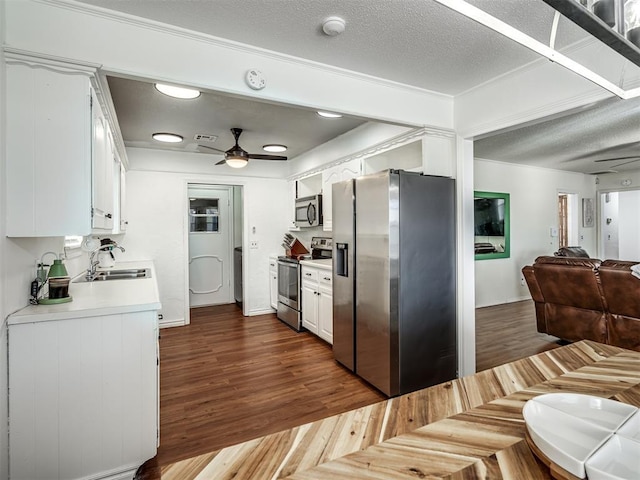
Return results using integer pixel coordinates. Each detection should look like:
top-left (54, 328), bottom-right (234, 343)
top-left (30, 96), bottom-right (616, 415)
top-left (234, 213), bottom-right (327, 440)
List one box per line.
top-left (250, 241), bottom-right (259, 249)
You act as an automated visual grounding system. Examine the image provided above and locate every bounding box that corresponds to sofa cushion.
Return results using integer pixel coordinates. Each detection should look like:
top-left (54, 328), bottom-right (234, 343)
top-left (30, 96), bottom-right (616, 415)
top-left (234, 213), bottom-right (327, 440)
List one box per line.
top-left (607, 315), bottom-right (640, 351)
top-left (532, 256), bottom-right (605, 312)
top-left (544, 304), bottom-right (607, 343)
top-left (599, 260), bottom-right (640, 318)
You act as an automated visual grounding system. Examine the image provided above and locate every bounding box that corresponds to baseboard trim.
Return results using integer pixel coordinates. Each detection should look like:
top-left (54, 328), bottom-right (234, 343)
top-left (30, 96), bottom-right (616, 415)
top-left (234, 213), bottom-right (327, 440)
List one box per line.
top-left (248, 308), bottom-right (277, 316)
top-left (160, 318), bottom-right (185, 328)
top-left (476, 295), bottom-right (531, 309)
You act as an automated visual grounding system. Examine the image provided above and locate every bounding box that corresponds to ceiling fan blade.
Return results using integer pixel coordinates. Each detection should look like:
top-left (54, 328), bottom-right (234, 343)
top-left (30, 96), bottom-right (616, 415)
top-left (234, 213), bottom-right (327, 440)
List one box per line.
top-left (215, 159), bottom-right (227, 166)
top-left (247, 153), bottom-right (288, 161)
top-left (571, 141), bottom-right (640, 161)
top-left (609, 158), bottom-right (640, 168)
top-left (198, 144), bottom-right (226, 154)
top-left (594, 156), bottom-right (640, 162)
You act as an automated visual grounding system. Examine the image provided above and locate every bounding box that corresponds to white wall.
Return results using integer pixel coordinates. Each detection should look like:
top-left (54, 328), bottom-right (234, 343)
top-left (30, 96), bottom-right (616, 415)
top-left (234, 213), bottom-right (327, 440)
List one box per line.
top-left (596, 170), bottom-right (640, 191)
top-left (618, 190), bottom-right (640, 261)
top-left (474, 159), bottom-right (597, 307)
top-left (0, 1), bottom-right (7, 477)
top-left (601, 192), bottom-right (620, 259)
top-left (124, 148), bottom-right (290, 325)
top-left (289, 123), bottom-right (414, 177)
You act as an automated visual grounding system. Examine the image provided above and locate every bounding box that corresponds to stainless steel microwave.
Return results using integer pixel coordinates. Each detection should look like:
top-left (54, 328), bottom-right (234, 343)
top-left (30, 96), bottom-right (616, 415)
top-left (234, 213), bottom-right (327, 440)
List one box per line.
top-left (295, 194), bottom-right (323, 227)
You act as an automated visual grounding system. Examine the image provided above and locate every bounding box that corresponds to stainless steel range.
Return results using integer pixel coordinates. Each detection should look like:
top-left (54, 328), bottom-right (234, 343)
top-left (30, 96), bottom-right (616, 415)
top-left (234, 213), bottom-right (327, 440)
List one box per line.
top-left (276, 237), bottom-right (331, 331)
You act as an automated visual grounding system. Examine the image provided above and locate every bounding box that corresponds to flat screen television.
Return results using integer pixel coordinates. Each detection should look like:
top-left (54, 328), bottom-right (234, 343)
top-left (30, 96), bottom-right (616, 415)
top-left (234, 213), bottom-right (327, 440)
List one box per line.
top-left (474, 197), bottom-right (505, 236)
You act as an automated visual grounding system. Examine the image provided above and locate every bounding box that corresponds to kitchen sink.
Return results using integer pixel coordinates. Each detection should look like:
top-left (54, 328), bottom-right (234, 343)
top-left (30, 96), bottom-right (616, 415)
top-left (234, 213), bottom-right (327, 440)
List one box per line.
top-left (74, 268), bottom-right (152, 283)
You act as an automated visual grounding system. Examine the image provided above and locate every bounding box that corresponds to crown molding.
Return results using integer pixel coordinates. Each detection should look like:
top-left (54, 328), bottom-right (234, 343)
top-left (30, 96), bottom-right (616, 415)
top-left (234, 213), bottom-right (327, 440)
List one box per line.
top-left (4, 46), bottom-right (130, 168)
top-left (289, 127), bottom-right (454, 181)
top-left (36, 0), bottom-right (452, 100)
top-left (4, 47), bottom-right (99, 75)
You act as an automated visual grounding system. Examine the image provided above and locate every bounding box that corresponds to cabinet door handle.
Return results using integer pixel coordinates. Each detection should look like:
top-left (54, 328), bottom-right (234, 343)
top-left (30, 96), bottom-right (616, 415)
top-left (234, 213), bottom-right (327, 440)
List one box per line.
top-left (324, 277), bottom-right (331, 281)
top-left (305, 273), bottom-right (312, 276)
top-left (105, 213), bottom-right (113, 219)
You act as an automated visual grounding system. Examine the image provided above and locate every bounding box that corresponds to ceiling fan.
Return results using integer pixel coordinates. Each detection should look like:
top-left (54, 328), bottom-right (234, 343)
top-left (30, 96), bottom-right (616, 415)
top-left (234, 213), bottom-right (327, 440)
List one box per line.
top-left (198, 128), bottom-right (287, 168)
top-left (593, 156), bottom-right (640, 170)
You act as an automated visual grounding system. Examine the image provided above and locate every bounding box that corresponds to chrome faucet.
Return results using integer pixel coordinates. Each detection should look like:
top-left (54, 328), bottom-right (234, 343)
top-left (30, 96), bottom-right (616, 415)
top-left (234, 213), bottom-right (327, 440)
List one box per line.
top-left (86, 243), bottom-right (126, 280)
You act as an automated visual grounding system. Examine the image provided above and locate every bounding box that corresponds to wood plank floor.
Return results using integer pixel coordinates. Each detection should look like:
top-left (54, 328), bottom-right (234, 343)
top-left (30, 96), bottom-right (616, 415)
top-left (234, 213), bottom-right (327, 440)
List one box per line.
top-left (475, 300), bottom-right (560, 371)
top-left (137, 300), bottom-right (560, 478)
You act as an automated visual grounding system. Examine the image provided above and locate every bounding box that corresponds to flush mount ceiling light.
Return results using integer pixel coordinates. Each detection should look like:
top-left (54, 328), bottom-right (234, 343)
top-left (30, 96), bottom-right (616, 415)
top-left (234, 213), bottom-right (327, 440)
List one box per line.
top-left (263, 144), bottom-right (287, 153)
top-left (154, 83), bottom-right (201, 99)
top-left (317, 111), bottom-right (343, 118)
top-left (152, 132), bottom-right (183, 143)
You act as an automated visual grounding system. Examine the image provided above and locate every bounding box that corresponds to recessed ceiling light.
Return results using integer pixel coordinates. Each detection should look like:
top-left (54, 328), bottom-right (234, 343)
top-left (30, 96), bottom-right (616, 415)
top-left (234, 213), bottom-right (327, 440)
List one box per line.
top-left (152, 132), bottom-right (183, 143)
top-left (263, 144), bottom-right (287, 153)
top-left (154, 83), bottom-right (201, 99)
top-left (317, 111), bottom-right (343, 118)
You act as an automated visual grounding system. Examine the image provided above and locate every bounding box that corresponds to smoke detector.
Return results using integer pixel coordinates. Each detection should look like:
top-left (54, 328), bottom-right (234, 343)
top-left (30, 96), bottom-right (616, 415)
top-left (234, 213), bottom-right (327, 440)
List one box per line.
top-left (322, 16), bottom-right (346, 36)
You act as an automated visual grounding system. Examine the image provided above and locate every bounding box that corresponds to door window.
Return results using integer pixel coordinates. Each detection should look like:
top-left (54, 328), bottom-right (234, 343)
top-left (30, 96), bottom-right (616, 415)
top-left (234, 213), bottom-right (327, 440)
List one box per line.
top-left (190, 198), bottom-right (219, 232)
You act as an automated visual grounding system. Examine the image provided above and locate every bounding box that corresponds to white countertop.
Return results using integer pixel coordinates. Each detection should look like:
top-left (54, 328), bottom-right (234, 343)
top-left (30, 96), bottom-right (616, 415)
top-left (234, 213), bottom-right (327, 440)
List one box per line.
top-left (8, 261), bottom-right (162, 325)
top-left (300, 258), bottom-right (332, 271)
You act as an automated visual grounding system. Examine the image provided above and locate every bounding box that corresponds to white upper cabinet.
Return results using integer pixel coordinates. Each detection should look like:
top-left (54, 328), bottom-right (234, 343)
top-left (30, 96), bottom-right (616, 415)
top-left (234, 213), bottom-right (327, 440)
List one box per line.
top-left (361, 134), bottom-right (456, 178)
top-left (90, 90), bottom-right (115, 231)
top-left (6, 59), bottom-right (123, 237)
top-left (118, 158), bottom-right (128, 233)
top-left (321, 158), bottom-right (361, 231)
top-left (6, 62), bottom-right (92, 237)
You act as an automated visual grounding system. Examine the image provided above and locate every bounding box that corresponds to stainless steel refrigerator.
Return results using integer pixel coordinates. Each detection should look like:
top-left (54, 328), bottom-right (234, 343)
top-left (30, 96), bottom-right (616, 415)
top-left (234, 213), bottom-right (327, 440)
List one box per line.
top-left (332, 169), bottom-right (456, 397)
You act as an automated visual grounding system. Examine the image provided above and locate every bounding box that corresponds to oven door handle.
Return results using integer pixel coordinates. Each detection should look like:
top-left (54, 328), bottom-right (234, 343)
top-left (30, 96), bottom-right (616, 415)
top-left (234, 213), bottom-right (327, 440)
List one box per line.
top-left (307, 203), bottom-right (316, 225)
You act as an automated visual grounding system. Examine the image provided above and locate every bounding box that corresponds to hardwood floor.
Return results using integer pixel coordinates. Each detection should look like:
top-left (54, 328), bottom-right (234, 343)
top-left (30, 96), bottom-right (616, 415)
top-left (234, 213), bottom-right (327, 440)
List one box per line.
top-left (476, 300), bottom-right (560, 371)
top-left (137, 299), bottom-right (560, 478)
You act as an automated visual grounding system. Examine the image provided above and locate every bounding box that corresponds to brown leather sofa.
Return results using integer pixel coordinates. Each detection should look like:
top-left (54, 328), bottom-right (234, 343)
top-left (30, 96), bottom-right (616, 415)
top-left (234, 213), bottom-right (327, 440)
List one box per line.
top-left (522, 256), bottom-right (640, 351)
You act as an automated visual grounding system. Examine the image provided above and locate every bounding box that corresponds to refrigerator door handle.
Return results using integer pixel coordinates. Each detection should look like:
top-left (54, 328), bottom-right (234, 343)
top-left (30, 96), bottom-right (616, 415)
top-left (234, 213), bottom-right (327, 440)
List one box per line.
top-left (336, 243), bottom-right (348, 277)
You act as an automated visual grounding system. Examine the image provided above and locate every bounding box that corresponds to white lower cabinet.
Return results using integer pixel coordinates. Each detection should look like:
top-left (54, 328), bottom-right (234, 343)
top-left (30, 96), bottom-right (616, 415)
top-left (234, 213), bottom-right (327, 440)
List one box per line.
top-left (301, 265), bottom-right (333, 344)
top-left (8, 310), bottom-right (159, 480)
top-left (269, 256), bottom-right (278, 310)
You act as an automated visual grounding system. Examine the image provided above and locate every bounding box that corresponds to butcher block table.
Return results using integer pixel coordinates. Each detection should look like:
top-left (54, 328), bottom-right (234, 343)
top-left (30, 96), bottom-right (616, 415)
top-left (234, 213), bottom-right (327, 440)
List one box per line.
top-left (156, 341), bottom-right (640, 479)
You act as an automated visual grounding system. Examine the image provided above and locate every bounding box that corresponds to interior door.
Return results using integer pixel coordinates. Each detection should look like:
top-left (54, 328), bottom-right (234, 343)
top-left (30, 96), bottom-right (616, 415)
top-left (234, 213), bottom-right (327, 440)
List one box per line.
top-left (188, 186), bottom-right (233, 307)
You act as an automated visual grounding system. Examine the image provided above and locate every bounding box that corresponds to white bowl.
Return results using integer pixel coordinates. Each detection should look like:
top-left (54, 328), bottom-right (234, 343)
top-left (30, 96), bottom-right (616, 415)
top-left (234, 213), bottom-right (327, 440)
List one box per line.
top-left (617, 410), bottom-right (640, 443)
top-left (585, 435), bottom-right (640, 480)
top-left (533, 393), bottom-right (637, 431)
top-left (523, 400), bottom-right (613, 478)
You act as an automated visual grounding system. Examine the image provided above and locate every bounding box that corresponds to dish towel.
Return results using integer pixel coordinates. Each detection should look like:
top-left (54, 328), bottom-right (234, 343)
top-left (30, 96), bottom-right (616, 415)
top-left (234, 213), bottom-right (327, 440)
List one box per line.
top-left (632, 264), bottom-right (640, 280)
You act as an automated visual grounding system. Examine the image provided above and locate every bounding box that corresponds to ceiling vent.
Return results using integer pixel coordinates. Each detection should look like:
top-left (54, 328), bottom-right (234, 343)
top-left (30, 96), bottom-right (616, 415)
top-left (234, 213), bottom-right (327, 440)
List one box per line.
top-left (194, 134), bottom-right (217, 142)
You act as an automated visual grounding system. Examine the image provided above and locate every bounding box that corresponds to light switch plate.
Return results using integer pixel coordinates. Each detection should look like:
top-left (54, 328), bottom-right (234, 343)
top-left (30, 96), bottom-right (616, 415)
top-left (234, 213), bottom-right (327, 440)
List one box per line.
top-left (550, 227), bottom-right (558, 237)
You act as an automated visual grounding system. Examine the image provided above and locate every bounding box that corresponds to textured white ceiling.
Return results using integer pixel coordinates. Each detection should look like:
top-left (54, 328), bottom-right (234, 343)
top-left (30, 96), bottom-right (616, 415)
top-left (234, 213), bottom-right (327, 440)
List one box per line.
top-left (76, 0), bottom-right (639, 173)
top-left (77, 0), bottom-right (588, 94)
top-left (107, 76), bottom-right (367, 159)
top-left (475, 96), bottom-right (640, 173)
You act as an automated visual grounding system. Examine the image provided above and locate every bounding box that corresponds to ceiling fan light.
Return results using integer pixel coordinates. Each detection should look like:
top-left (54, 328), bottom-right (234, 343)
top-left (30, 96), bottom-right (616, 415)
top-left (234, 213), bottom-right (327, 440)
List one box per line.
top-left (152, 132), bottom-right (183, 143)
top-left (154, 83), bottom-right (201, 99)
top-left (263, 144), bottom-right (287, 153)
top-left (317, 110), bottom-right (343, 118)
top-left (225, 157), bottom-right (249, 168)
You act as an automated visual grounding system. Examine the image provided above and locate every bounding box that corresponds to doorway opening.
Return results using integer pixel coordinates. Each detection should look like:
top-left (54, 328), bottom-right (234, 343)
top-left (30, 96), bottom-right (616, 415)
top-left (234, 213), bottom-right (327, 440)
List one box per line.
top-left (187, 184), bottom-right (244, 309)
top-left (599, 189), bottom-right (640, 260)
top-left (558, 192), bottom-right (579, 248)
